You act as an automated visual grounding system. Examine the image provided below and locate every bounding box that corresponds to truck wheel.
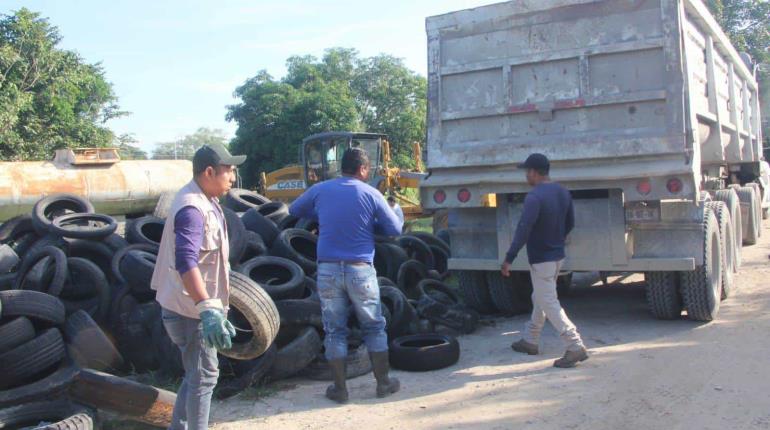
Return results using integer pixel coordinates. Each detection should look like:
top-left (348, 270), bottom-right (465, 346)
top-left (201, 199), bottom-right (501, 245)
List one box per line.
top-left (680, 208), bottom-right (722, 321)
top-left (456, 270), bottom-right (495, 314)
top-left (714, 188), bottom-right (742, 270)
top-left (485, 271), bottom-right (530, 315)
top-left (644, 272), bottom-right (683, 319)
top-left (706, 201), bottom-right (735, 299)
top-left (736, 187), bottom-right (759, 245)
top-left (746, 183), bottom-right (763, 235)
top-left (556, 273), bottom-right (573, 298)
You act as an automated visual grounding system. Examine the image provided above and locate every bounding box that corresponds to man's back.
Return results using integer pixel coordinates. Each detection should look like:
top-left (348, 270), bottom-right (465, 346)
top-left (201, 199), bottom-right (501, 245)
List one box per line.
top-left (289, 177), bottom-right (402, 262)
top-left (526, 182), bottom-right (574, 263)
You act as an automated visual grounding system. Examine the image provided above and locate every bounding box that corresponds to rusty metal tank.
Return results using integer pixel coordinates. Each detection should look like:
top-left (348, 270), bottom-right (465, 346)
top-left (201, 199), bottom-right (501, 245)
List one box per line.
top-left (0, 148), bottom-right (192, 221)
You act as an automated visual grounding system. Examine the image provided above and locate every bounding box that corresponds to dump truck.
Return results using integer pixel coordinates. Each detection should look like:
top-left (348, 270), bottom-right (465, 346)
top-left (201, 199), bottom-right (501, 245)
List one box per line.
top-left (421, 0), bottom-right (764, 321)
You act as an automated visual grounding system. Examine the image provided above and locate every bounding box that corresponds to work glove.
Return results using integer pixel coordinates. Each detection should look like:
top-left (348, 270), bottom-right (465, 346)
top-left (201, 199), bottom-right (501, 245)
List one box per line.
top-left (196, 299), bottom-right (236, 350)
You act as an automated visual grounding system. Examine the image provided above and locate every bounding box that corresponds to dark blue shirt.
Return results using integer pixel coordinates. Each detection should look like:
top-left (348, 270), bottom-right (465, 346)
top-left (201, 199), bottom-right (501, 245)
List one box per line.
top-left (505, 182), bottom-right (574, 265)
top-left (289, 177), bottom-right (403, 263)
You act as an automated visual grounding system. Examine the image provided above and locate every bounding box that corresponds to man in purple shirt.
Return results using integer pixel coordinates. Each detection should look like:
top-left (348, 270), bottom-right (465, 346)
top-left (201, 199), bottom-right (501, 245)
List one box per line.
top-left (290, 147), bottom-right (403, 403)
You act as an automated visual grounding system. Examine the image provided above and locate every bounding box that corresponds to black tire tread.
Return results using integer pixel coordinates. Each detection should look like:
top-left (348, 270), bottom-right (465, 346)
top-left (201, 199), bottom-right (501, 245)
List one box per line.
top-left (456, 270), bottom-right (496, 314)
top-left (644, 272), bottom-right (683, 319)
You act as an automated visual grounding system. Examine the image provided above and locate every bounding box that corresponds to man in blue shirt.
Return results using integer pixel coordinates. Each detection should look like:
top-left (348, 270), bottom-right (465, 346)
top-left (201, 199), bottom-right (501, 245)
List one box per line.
top-left (502, 153), bottom-right (588, 368)
top-left (290, 147), bottom-right (403, 403)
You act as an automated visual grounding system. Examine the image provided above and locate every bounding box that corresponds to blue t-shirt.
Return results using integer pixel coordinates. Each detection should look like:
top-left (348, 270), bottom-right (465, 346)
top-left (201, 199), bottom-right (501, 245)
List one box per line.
top-left (289, 177), bottom-right (403, 263)
top-left (505, 182), bottom-right (574, 265)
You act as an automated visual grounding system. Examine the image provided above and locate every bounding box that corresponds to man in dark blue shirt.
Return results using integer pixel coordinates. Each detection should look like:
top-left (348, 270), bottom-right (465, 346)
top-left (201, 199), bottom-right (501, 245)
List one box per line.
top-left (290, 147), bottom-right (402, 403)
top-left (502, 153), bottom-right (588, 368)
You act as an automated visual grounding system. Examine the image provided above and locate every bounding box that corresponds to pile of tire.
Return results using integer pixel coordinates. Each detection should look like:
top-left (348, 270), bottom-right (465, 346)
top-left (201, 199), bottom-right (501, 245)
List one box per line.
top-left (226, 188), bottom-right (467, 377)
top-left (0, 193), bottom-right (280, 426)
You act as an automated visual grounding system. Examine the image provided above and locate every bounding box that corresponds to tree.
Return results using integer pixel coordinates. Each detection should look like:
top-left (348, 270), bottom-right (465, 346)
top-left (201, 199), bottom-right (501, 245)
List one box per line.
top-left (0, 9), bottom-right (126, 161)
top-left (113, 133), bottom-right (147, 160)
top-left (152, 127), bottom-right (228, 160)
top-left (227, 48), bottom-right (426, 188)
top-left (706, 0), bottom-right (770, 66)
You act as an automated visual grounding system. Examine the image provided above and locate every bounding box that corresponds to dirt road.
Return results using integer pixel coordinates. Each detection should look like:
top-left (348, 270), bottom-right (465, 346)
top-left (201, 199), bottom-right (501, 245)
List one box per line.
top-left (212, 224), bottom-right (770, 430)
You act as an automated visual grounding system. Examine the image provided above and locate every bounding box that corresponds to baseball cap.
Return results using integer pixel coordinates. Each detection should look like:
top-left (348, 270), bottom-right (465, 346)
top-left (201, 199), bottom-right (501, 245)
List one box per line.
top-left (193, 143), bottom-right (246, 173)
top-left (517, 153), bottom-right (550, 171)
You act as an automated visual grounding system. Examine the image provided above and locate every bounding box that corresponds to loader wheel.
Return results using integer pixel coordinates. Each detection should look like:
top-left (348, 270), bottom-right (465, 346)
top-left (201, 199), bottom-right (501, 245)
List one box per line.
top-left (644, 272), bottom-right (683, 319)
top-left (680, 208), bottom-right (722, 321)
top-left (706, 201), bottom-right (735, 299)
top-left (456, 270), bottom-right (495, 314)
top-left (714, 188), bottom-right (742, 270)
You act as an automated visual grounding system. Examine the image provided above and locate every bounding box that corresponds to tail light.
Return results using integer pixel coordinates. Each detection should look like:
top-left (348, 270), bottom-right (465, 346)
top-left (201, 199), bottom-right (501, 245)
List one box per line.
top-left (636, 180), bottom-right (652, 196)
top-left (433, 190), bottom-right (446, 204)
top-left (457, 188), bottom-right (471, 203)
top-left (667, 178), bottom-right (683, 194)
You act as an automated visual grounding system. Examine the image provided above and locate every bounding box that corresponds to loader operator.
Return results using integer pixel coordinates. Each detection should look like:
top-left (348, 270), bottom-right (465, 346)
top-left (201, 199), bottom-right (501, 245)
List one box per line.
top-left (289, 147), bottom-right (403, 403)
top-left (151, 143), bottom-right (245, 429)
top-left (502, 153), bottom-right (589, 368)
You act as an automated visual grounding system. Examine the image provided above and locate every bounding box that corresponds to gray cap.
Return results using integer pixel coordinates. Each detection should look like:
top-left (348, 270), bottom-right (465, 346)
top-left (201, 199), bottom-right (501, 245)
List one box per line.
top-left (193, 143), bottom-right (246, 173)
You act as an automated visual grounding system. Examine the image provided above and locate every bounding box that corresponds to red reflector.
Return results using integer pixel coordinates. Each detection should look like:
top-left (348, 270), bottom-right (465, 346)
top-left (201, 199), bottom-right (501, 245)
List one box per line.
top-left (667, 178), bottom-right (683, 194)
top-left (434, 190), bottom-right (446, 204)
top-left (457, 188), bottom-right (471, 203)
top-left (636, 180), bottom-right (652, 196)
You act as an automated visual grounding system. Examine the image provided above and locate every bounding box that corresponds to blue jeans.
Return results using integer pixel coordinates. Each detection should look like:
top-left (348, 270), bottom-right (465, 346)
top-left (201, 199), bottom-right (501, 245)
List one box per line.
top-left (161, 308), bottom-right (219, 430)
top-left (317, 262), bottom-right (388, 360)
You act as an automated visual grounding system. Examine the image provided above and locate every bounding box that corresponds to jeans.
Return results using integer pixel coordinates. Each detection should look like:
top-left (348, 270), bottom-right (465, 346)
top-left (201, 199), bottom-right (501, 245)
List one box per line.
top-left (161, 308), bottom-right (219, 430)
top-left (524, 260), bottom-right (585, 352)
top-left (317, 262), bottom-right (388, 360)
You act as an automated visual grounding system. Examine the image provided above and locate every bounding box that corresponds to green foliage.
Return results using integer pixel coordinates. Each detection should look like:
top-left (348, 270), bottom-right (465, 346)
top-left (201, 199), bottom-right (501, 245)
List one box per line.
top-left (227, 48), bottom-right (426, 187)
top-left (706, 0), bottom-right (770, 66)
top-left (0, 8), bottom-right (125, 161)
top-left (152, 127), bottom-right (227, 160)
top-left (113, 133), bottom-right (147, 160)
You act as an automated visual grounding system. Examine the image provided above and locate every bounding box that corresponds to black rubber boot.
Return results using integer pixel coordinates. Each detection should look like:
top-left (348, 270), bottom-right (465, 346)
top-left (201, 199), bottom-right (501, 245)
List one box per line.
top-left (370, 351), bottom-right (400, 398)
top-left (325, 359), bottom-right (349, 404)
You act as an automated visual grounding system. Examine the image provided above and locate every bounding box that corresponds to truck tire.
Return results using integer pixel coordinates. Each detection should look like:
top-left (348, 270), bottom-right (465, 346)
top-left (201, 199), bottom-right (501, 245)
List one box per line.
top-left (486, 271), bottom-right (530, 315)
top-left (32, 194), bottom-right (94, 236)
top-left (746, 182), bottom-right (763, 235)
top-left (270, 228), bottom-right (318, 275)
top-left (63, 310), bottom-right (124, 372)
top-left (267, 326), bottom-right (322, 381)
top-left (680, 208), bottom-right (722, 321)
top-left (706, 201), bottom-right (735, 299)
top-left (644, 272), bottom-right (683, 319)
top-left (456, 270), bottom-right (496, 314)
top-left (224, 207), bottom-right (247, 265)
top-left (714, 188), bottom-right (742, 270)
top-left (389, 334), bottom-right (460, 372)
top-left (736, 187), bottom-right (759, 245)
top-left (125, 215), bottom-right (165, 247)
top-left (220, 271), bottom-right (280, 360)
top-left (0, 328), bottom-right (66, 390)
top-left (0, 317), bottom-right (35, 354)
top-left (0, 290), bottom-right (65, 326)
top-left (0, 400), bottom-right (95, 430)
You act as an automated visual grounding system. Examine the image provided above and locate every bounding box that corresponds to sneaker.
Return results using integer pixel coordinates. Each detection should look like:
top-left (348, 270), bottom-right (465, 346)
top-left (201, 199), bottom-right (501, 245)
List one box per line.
top-left (511, 339), bottom-right (539, 355)
top-left (553, 347), bottom-right (589, 368)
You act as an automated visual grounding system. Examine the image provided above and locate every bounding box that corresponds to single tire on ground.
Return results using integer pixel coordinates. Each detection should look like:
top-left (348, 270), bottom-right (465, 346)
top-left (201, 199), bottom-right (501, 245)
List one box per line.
top-left (714, 188), bottom-right (742, 270)
top-left (644, 272), bottom-right (683, 319)
top-left (0, 328), bottom-right (66, 390)
top-left (389, 334), bottom-right (460, 372)
top-left (0, 400), bottom-right (95, 430)
top-left (706, 201), bottom-right (735, 299)
top-left (220, 271), bottom-right (280, 360)
top-left (63, 310), bottom-right (124, 372)
top-left (680, 208), bottom-right (722, 322)
top-left (456, 270), bottom-right (496, 314)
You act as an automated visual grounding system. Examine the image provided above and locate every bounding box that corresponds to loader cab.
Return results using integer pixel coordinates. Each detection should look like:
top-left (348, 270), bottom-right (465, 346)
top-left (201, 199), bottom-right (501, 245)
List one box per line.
top-left (302, 132), bottom-right (386, 186)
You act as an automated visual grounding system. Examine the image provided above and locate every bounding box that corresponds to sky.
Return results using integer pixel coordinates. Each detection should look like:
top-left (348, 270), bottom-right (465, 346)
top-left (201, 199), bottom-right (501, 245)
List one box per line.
top-left (5, 0), bottom-right (496, 154)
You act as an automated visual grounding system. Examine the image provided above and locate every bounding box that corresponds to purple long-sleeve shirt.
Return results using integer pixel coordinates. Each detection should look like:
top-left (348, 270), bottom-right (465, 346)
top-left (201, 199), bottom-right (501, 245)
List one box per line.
top-left (289, 177), bottom-right (403, 263)
top-left (174, 204), bottom-right (225, 275)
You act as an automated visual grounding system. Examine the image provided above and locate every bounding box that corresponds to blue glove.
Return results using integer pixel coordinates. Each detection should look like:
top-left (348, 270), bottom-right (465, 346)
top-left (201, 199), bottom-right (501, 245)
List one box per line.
top-left (197, 300), bottom-right (236, 350)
